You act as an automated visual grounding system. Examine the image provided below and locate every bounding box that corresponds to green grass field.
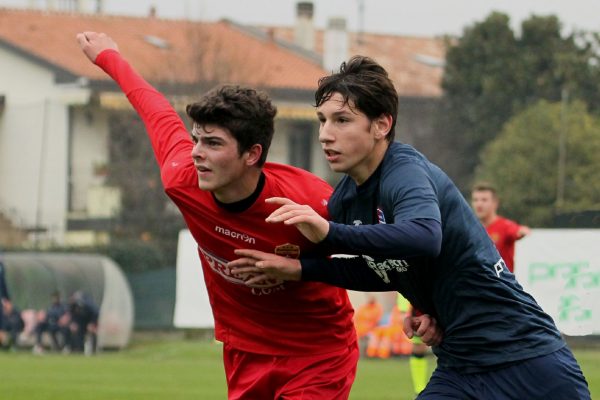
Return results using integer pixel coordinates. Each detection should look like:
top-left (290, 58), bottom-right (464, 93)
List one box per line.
top-left (1, 338), bottom-right (598, 399)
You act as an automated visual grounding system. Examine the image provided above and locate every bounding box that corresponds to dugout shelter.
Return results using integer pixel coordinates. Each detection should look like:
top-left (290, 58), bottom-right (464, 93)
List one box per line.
top-left (2, 252), bottom-right (133, 349)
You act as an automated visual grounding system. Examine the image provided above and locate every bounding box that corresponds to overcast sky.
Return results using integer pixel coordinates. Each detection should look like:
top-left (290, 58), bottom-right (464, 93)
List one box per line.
top-left (2, 0), bottom-right (599, 36)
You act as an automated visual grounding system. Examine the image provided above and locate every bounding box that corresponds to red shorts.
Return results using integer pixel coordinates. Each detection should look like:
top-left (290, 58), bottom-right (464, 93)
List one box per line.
top-left (223, 341), bottom-right (359, 400)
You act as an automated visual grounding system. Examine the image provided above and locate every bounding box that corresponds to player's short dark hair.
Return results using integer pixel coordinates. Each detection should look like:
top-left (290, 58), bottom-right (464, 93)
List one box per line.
top-left (186, 85), bottom-right (277, 167)
top-left (472, 182), bottom-right (498, 198)
top-left (315, 55), bottom-right (398, 142)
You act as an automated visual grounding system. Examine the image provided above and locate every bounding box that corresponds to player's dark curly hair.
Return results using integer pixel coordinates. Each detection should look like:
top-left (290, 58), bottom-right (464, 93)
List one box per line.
top-left (315, 56), bottom-right (398, 142)
top-left (186, 85), bottom-right (277, 166)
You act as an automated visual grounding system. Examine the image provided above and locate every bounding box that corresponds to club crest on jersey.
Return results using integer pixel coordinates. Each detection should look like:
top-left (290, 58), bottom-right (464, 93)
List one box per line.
top-left (377, 207), bottom-right (387, 224)
top-left (274, 243), bottom-right (301, 259)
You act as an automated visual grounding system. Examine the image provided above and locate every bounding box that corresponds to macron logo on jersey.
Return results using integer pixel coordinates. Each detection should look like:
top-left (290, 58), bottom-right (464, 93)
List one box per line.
top-left (215, 226), bottom-right (256, 244)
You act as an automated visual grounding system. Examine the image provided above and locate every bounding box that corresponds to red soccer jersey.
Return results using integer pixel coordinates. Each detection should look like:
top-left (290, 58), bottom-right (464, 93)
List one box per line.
top-left (96, 50), bottom-right (356, 355)
top-left (486, 216), bottom-right (521, 272)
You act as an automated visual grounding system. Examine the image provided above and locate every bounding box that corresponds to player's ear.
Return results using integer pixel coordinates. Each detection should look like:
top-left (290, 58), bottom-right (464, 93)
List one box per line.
top-left (372, 114), bottom-right (393, 140)
top-left (244, 144), bottom-right (263, 166)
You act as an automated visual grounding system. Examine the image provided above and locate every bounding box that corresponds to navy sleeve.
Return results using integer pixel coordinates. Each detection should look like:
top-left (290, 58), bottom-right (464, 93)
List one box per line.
top-left (324, 218), bottom-right (441, 258)
top-left (324, 160), bottom-right (442, 258)
top-left (301, 256), bottom-right (398, 291)
top-left (388, 161), bottom-right (441, 222)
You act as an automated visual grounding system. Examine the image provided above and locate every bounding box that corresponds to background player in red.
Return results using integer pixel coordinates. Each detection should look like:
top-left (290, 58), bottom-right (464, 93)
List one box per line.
top-left (76, 31), bottom-right (440, 399)
top-left (471, 182), bottom-right (530, 272)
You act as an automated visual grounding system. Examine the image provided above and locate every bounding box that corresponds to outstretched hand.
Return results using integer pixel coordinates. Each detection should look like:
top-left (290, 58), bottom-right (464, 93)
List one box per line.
top-left (403, 313), bottom-right (443, 347)
top-left (76, 31), bottom-right (118, 63)
top-left (265, 197), bottom-right (329, 243)
top-left (227, 249), bottom-right (302, 286)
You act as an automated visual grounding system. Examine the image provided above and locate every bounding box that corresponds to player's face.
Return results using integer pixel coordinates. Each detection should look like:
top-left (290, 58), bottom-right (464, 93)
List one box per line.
top-left (317, 92), bottom-right (389, 184)
top-left (471, 190), bottom-right (498, 220)
top-left (190, 123), bottom-right (253, 201)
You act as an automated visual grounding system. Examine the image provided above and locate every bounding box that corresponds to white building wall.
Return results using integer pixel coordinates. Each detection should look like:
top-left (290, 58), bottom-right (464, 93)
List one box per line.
top-left (0, 46), bottom-right (89, 244)
top-left (70, 106), bottom-right (110, 213)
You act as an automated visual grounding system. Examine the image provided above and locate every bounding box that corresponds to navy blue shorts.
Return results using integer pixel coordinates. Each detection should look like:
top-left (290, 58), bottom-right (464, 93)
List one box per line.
top-left (418, 346), bottom-right (590, 399)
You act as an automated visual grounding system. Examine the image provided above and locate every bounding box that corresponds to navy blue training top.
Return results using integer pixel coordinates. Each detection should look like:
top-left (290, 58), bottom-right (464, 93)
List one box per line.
top-left (303, 141), bottom-right (564, 372)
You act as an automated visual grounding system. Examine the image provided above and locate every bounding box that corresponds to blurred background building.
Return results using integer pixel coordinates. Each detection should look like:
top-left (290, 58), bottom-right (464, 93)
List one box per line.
top-left (0, 2), bottom-right (444, 249)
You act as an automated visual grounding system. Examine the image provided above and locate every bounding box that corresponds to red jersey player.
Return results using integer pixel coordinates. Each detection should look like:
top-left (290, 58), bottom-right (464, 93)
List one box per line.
top-left (76, 32), bottom-right (359, 399)
top-left (471, 182), bottom-right (530, 272)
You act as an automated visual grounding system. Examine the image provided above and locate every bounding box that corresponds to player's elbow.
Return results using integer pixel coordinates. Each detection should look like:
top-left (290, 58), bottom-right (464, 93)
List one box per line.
top-left (426, 233), bottom-right (442, 257)
top-left (418, 237), bottom-right (441, 258)
top-left (414, 219), bottom-right (442, 257)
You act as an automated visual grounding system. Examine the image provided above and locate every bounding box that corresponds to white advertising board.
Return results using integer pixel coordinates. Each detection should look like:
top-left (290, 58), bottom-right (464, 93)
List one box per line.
top-left (173, 229), bottom-right (214, 328)
top-left (515, 229), bottom-right (600, 336)
top-left (173, 228), bottom-right (600, 335)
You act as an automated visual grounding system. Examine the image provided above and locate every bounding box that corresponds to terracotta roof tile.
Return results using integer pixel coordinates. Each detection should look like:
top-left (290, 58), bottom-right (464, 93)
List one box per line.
top-left (0, 8), bottom-right (326, 91)
top-left (265, 27), bottom-right (446, 97)
top-left (0, 8), bottom-right (444, 97)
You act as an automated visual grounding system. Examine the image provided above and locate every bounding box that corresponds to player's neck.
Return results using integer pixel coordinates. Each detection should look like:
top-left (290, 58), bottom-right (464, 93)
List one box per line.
top-left (213, 168), bottom-right (263, 204)
top-left (481, 213), bottom-right (498, 227)
top-left (349, 141), bottom-right (389, 185)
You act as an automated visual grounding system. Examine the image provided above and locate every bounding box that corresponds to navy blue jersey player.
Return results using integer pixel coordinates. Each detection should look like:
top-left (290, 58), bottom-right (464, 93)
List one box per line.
top-left (229, 56), bottom-right (590, 399)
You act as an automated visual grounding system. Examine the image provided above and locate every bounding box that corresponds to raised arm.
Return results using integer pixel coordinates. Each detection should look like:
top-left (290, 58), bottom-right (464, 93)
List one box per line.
top-left (77, 31), bottom-right (118, 63)
top-left (76, 32), bottom-right (192, 170)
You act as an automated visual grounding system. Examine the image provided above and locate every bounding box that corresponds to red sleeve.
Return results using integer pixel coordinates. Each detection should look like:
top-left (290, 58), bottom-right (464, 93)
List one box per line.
top-left (94, 49), bottom-right (193, 172)
top-left (503, 219), bottom-right (521, 241)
